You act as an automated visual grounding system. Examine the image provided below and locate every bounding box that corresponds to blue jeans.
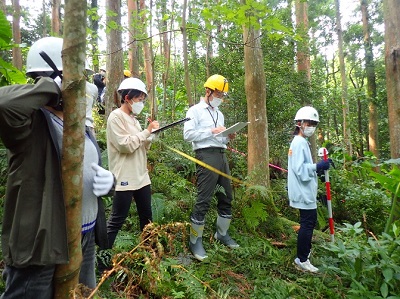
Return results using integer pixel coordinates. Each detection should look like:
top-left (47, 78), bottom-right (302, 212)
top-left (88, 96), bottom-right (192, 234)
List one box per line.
top-left (80, 229), bottom-right (96, 289)
top-left (297, 209), bottom-right (317, 262)
top-left (1, 265), bottom-right (55, 299)
top-left (1, 230), bottom-right (97, 298)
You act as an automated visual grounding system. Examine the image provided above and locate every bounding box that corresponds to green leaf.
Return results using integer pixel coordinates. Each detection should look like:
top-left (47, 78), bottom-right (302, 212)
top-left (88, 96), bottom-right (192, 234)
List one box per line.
top-left (380, 282), bottom-right (388, 298)
top-left (0, 59), bottom-right (27, 85)
top-left (0, 10), bottom-right (12, 48)
top-left (382, 268), bottom-right (393, 282)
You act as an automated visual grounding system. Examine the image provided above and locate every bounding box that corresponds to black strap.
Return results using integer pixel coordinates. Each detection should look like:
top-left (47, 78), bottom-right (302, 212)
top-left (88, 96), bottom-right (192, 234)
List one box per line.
top-left (39, 51), bottom-right (63, 80)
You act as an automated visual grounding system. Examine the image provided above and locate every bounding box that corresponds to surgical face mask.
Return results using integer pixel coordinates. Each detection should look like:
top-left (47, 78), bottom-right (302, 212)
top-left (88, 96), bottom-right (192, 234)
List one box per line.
top-left (209, 97), bottom-right (222, 108)
top-left (303, 126), bottom-right (316, 137)
top-left (130, 101), bottom-right (144, 115)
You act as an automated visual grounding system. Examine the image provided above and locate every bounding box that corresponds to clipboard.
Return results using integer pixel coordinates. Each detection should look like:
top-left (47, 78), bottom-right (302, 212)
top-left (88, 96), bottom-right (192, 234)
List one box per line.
top-left (151, 117), bottom-right (191, 134)
top-left (215, 122), bottom-right (250, 137)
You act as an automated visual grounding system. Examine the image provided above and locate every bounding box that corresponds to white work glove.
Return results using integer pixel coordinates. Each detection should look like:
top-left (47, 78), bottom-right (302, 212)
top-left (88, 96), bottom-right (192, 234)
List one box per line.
top-left (91, 163), bottom-right (114, 197)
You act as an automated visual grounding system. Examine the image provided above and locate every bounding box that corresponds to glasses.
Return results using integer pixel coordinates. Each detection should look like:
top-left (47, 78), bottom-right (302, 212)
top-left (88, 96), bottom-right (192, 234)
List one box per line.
top-left (213, 90), bottom-right (226, 98)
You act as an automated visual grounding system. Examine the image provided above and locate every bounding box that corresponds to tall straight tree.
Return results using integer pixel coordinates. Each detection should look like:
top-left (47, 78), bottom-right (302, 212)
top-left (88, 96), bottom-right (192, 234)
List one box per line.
top-left (89, 0), bottom-right (99, 71)
top-left (360, 0), bottom-right (379, 160)
top-left (11, 0), bottom-right (22, 70)
top-left (139, 0), bottom-right (155, 118)
top-left (383, 0), bottom-right (400, 233)
top-left (128, 0), bottom-right (140, 77)
top-left (181, 0), bottom-right (193, 106)
top-left (0, 0), bottom-right (5, 13)
top-left (105, 0), bottom-right (123, 119)
top-left (384, 0), bottom-right (400, 159)
top-left (295, 0), bottom-right (317, 161)
top-left (53, 0), bottom-right (87, 296)
top-left (52, 0), bottom-right (61, 36)
top-left (335, 0), bottom-right (352, 156)
top-left (242, 0), bottom-right (270, 186)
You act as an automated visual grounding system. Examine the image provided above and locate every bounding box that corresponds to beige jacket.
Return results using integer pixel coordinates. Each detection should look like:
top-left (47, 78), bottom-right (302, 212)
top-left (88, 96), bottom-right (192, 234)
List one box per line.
top-left (107, 109), bottom-right (151, 191)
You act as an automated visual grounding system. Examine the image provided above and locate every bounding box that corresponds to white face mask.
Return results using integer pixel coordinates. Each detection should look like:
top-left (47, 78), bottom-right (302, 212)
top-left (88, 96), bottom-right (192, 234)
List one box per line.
top-left (209, 97), bottom-right (222, 108)
top-left (303, 126), bottom-right (316, 137)
top-left (130, 101), bottom-right (144, 115)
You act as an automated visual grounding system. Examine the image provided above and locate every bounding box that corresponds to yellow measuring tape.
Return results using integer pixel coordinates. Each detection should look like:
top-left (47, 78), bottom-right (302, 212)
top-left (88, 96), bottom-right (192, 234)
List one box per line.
top-left (164, 144), bottom-right (249, 186)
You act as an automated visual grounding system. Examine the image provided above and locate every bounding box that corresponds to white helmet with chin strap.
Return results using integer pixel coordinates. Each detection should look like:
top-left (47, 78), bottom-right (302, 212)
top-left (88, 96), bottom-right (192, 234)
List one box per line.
top-left (117, 78), bottom-right (147, 95)
top-left (26, 37), bottom-right (63, 78)
top-left (26, 36), bottom-right (94, 78)
top-left (294, 106), bottom-right (319, 123)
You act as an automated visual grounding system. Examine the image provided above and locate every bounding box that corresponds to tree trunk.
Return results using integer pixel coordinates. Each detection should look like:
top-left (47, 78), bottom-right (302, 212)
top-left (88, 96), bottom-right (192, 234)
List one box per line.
top-left (52, 0), bottom-right (61, 36)
top-left (0, 0), bottom-right (5, 14)
top-left (181, 0), bottom-right (193, 106)
top-left (360, 0), bottom-right (379, 161)
top-left (41, 1), bottom-right (47, 36)
top-left (128, 0), bottom-right (140, 78)
top-left (89, 0), bottom-right (99, 72)
top-left (383, 0), bottom-right (400, 233)
top-left (53, 0), bottom-right (87, 296)
top-left (139, 0), bottom-right (155, 118)
top-left (11, 0), bottom-right (22, 70)
top-left (384, 0), bottom-right (400, 158)
top-left (295, 0), bottom-right (317, 161)
top-left (160, 0), bottom-right (173, 119)
top-left (295, 0), bottom-right (310, 81)
top-left (242, 7), bottom-right (270, 187)
top-left (335, 0), bottom-right (352, 156)
top-left (105, 0), bottom-right (123, 119)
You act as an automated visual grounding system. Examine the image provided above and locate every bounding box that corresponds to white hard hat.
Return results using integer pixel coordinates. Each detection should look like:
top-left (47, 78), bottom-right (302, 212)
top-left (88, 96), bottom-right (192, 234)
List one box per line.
top-left (26, 36), bottom-right (95, 77)
top-left (294, 106), bottom-right (319, 122)
top-left (26, 37), bottom-right (63, 77)
top-left (117, 78), bottom-right (147, 95)
top-left (318, 147), bottom-right (328, 157)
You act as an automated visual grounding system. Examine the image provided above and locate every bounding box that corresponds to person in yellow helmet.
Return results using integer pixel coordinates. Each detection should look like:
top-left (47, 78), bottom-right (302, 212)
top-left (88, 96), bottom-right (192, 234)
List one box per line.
top-left (183, 74), bottom-right (239, 262)
top-left (124, 70), bottom-right (131, 78)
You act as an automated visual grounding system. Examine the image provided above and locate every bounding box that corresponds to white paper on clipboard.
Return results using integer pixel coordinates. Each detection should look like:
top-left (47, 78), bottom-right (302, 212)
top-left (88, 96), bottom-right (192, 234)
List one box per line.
top-left (215, 122), bottom-right (250, 138)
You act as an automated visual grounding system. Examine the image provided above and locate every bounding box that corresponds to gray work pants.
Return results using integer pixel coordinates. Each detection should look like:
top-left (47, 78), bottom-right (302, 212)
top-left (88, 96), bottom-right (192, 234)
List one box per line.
top-left (191, 148), bottom-right (233, 224)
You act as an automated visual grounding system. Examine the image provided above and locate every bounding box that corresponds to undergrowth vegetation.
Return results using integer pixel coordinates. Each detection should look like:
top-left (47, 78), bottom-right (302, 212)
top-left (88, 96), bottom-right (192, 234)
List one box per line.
top-left (0, 113), bottom-right (399, 298)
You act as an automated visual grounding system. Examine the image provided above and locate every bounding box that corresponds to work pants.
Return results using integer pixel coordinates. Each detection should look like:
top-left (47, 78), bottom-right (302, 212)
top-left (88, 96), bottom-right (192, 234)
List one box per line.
top-left (191, 148), bottom-right (233, 224)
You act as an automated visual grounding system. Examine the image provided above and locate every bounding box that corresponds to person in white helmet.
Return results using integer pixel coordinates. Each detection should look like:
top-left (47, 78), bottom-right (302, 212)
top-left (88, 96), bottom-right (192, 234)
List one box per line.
top-left (0, 37), bottom-right (115, 297)
top-left (287, 106), bottom-right (330, 273)
top-left (103, 78), bottom-right (159, 268)
top-left (183, 74), bottom-right (239, 262)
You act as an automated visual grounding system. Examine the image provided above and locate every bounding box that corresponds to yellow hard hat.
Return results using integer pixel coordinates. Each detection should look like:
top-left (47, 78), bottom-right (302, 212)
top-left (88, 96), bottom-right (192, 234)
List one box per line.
top-left (124, 70), bottom-right (131, 77)
top-left (204, 74), bottom-right (229, 94)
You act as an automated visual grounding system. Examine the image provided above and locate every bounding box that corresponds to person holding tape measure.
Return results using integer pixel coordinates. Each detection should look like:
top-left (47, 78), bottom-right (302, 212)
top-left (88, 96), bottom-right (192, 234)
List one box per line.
top-left (183, 74), bottom-right (239, 262)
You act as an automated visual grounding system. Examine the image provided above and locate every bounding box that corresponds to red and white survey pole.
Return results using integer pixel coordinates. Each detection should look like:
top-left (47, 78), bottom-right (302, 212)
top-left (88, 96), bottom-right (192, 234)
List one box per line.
top-left (323, 148), bottom-right (335, 242)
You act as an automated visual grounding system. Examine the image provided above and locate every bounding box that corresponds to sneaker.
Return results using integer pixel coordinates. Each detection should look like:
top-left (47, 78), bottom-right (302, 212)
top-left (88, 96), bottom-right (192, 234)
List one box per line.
top-left (294, 258), bottom-right (319, 273)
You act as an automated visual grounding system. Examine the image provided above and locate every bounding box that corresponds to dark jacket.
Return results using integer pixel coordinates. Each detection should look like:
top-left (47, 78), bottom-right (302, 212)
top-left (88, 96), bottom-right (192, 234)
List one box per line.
top-left (0, 78), bottom-right (69, 267)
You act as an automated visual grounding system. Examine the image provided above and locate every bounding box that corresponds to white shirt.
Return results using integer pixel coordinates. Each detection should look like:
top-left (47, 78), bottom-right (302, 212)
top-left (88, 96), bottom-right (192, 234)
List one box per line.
top-left (183, 98), bottom-right (229, 150)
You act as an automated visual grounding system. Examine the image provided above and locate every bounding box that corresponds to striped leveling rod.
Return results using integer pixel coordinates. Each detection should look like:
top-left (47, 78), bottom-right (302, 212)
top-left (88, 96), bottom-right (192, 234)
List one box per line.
top-left (323, 148), bottom-right (335, 242)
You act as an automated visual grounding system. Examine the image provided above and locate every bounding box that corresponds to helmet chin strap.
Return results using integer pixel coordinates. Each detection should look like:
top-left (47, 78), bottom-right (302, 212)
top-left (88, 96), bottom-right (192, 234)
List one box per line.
top-left (206, 90), bottom-right (214, 107)
top-left (39, 51), bottom-right (63, 80)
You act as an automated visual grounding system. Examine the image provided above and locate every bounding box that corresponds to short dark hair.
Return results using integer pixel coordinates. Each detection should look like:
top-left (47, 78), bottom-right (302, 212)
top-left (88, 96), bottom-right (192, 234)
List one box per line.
top-left (120, 89), bottom-right (145, 103)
